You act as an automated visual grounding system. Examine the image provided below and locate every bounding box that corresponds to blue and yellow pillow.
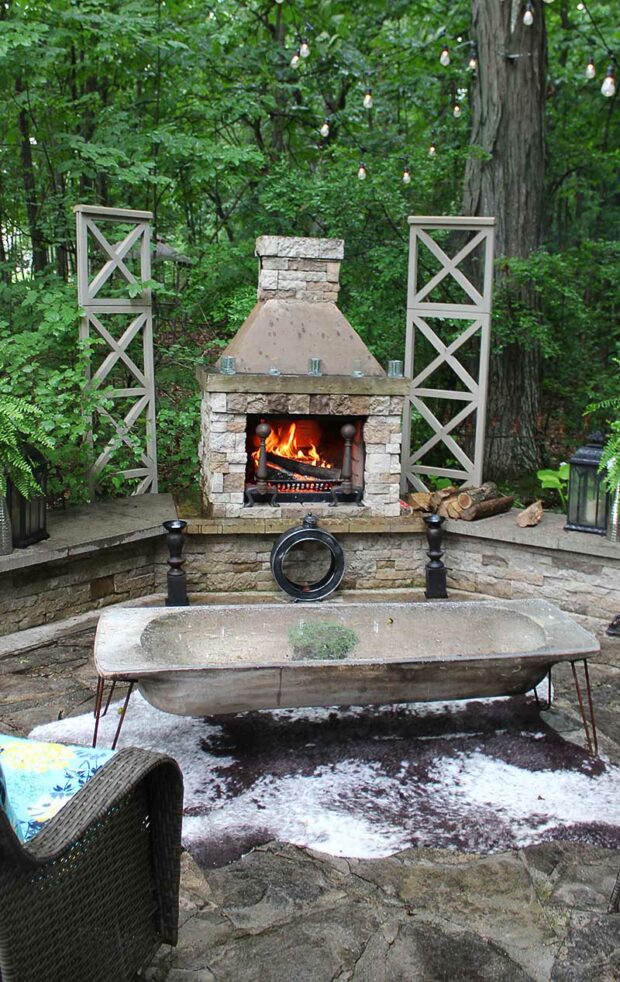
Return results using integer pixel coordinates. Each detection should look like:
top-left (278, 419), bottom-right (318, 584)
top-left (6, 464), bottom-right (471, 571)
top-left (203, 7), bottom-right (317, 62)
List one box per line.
top-left (0, 752), bottom-right (18, 834)
top-left (0, 734), bottom-right (115, 843)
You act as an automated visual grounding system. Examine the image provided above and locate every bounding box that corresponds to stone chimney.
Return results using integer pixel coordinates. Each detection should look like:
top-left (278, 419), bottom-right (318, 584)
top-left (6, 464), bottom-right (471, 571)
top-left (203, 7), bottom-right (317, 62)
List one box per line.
top-left (256, 236), bottom-right (343, 303)
top-left (216, 234), bottom-right (384, 376)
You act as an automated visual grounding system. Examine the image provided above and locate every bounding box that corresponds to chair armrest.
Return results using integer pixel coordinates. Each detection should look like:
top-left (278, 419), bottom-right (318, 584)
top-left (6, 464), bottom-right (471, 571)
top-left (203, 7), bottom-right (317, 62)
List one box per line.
top-left (24, 747), bottom-right (183, 944)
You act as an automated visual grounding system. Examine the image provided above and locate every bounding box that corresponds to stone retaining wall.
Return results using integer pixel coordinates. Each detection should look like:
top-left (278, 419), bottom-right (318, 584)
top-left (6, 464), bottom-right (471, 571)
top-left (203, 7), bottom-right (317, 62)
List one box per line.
top-left (178, 525), bottom-right (619, 633)
top-left (179, 532), bottom-right (427, 594)
top-left (446, 534), bottom-right (620, 629)
top-left (1, 512), bottom-right (618, 637)
top-left (0, 540), bottom-right (162, 636)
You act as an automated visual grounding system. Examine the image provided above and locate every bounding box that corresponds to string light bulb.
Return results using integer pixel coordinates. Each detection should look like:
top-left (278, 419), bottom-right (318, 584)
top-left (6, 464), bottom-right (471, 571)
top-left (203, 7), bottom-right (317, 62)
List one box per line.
top-left (453, 102), bottom-right (461, 118)
top-left (468, 44), bottom-right (478, 71)
top-left (428, 142), bottom-right (436, 157)
top-left (586, 55), bottom-right (596, 80)
top-left (601, 64), bottom-right (616, 98)
top-left (402, 166), bottom-right (411, 185)
top-left (357, 162), bottom-right (367, 181)
top-left (275, 0), bottom-right (284, 4)
top-left (523, 2), bottom-right (534, 26)
top-left (439, 45), bottom-right (450, 67)
top-left (320, 119), bottom-right (330, 138)
top-left (300, 38), bottom-right (310, 58)
top-left (290, 50), bottom-right (300, 68)
top-left (363, 88), bottom-right (373, 109)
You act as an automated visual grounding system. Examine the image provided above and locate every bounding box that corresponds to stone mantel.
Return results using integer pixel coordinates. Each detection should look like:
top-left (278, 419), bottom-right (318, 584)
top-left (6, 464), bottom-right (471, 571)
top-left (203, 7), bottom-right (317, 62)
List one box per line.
top-left (196, 368), bottom-right (409, 397)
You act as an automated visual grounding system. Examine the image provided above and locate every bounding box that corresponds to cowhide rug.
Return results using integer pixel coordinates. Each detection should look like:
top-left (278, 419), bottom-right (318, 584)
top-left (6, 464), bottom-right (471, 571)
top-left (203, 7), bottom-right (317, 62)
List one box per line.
top-left (32, 692), bottom-right (620, 869)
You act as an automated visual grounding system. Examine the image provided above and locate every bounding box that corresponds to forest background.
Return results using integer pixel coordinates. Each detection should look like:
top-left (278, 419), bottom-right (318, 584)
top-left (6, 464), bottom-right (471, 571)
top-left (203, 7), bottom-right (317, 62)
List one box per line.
top-left (0, 0), bottom-right (618, 505)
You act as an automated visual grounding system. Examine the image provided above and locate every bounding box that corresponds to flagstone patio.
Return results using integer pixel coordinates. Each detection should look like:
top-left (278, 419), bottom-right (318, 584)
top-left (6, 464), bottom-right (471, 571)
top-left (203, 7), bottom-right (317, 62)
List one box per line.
top-left (1, 612), bottom-right (619, 980)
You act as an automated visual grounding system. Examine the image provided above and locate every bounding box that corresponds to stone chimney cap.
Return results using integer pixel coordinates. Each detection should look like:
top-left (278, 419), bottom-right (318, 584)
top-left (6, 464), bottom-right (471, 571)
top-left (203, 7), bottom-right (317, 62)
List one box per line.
top-left (255, 235), bottom-right (344, 261)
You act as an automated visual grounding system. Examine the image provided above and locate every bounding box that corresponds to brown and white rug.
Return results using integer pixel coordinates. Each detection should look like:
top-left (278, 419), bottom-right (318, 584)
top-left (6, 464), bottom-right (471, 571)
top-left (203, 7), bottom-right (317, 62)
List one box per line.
top-left (32, 692), bottom-right (620, 869)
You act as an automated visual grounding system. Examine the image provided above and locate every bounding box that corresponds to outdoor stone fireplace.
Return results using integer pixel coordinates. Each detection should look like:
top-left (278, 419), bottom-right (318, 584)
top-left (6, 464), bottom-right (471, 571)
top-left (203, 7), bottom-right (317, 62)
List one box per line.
top-left (198, 236), bottom-right (408, 519)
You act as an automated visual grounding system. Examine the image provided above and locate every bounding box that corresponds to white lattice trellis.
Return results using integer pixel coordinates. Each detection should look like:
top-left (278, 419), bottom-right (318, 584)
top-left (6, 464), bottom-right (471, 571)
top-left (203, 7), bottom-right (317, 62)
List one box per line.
top-left (401, 215), bottom-right (495, 493)
top-left (75, 204), bottom-right (158, 498)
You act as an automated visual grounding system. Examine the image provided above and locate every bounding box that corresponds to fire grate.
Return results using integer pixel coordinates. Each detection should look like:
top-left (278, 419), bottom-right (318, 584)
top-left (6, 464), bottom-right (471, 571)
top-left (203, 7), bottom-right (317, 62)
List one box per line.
top-left (272, 480), bottom-right (335, 493)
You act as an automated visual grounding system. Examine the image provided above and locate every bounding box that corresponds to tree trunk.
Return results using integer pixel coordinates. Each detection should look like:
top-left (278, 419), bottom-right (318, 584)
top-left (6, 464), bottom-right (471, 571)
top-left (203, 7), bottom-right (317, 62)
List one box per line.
top-left (16, 79), bottom-right (48, 273)
top-left (463, 0), bottom-right (547, 480)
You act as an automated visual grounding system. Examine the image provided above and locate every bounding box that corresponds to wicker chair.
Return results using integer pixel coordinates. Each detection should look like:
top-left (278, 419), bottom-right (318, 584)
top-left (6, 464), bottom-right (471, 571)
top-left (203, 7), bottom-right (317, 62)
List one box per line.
top-left (0, 746), bottom-right (183, 982)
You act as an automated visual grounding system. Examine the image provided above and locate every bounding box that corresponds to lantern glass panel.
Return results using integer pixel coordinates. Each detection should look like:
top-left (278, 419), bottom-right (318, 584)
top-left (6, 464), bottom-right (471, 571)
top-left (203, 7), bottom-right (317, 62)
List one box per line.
top-left (566, 462), bottom-right (608, 534)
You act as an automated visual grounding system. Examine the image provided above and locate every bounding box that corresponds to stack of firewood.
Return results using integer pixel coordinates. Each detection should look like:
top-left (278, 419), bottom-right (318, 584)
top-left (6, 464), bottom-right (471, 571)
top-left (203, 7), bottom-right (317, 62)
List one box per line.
top-left (408, 481), bottom-right (514, 522)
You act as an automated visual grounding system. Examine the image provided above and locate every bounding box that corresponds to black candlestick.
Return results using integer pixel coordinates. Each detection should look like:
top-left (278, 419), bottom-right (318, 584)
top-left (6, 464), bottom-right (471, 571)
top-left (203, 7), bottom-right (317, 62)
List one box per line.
top-left (423, 513), bottom-right (448, 599)
top-left (163, 519), bottom-right (189, 606)
top-left (340, 422), bottom-right (356, 495)
top-left (255, 421), bottom-right (272, 495)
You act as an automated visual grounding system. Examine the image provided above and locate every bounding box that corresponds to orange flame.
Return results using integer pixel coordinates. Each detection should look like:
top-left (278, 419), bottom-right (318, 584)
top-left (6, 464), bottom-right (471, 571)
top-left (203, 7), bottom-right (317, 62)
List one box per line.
top-left (252, 422), bottom-right (332, 470)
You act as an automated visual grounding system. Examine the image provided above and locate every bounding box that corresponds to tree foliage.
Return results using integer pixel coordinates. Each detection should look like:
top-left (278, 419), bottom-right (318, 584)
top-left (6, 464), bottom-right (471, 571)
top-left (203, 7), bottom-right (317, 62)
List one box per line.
top-left (0, 0), bottom-right (617, 499)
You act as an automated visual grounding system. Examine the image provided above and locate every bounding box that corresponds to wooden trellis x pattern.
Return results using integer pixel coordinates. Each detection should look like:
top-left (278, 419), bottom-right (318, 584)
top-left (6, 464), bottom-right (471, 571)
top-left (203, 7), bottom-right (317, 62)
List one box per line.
top-left (401, 215), bottom-right (495, 493)
top-left (75, 204), bottom-right (158, 498)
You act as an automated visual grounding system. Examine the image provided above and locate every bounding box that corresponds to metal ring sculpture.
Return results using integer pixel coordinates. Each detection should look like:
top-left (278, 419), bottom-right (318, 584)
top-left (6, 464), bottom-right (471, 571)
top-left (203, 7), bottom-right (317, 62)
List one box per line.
top-left (270, 513), bottom-right (345, 601)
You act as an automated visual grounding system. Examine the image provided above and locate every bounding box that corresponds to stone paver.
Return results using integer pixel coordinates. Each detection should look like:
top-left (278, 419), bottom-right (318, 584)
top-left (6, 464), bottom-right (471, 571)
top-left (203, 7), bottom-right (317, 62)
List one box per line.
top-left (145, 843), bottom-right (620, 982)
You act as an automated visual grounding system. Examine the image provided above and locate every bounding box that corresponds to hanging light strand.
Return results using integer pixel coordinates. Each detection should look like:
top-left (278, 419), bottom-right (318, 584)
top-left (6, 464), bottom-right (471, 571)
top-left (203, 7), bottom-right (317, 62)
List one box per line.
top-left (575, 0), bottom-right (618, 97)
top-left (282, 1), bottom-right (616, 178)
top-left (601, 63), bottom-right (616, 98)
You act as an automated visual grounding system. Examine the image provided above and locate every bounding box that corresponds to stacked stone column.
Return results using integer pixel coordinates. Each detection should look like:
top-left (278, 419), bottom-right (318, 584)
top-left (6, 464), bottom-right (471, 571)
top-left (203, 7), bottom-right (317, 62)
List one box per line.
top-left (256, 236), bottom-right (343, 303)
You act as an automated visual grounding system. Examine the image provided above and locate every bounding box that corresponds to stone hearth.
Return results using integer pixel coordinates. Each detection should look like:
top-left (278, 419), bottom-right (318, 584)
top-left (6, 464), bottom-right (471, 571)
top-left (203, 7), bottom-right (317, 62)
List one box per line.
top-left (198, 372), bottom-right (408, 518)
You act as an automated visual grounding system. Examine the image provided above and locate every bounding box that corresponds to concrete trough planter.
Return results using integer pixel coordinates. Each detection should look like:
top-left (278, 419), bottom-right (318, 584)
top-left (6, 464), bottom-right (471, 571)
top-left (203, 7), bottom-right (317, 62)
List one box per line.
top-left (94, 598), bottom-right (599, 717)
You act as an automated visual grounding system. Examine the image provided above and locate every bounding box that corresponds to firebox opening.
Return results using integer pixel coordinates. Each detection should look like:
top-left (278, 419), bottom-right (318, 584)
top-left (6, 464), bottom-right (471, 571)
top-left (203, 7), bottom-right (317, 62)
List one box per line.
top-left (245, 413), bottom-right (366, 502)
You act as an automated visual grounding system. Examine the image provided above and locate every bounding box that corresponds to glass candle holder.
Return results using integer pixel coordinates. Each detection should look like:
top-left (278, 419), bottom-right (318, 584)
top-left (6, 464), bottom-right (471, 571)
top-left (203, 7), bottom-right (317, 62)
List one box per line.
top-left (268, 361), bottom-right (281, 376)
top-left (308, 357), bottom-right (322, 377)
top-left (387, 359), bottom-right (404, 378)
top-left (351, 358), bottom-right (365, 378)
top-left (220, 355), bottom-right (236, 375)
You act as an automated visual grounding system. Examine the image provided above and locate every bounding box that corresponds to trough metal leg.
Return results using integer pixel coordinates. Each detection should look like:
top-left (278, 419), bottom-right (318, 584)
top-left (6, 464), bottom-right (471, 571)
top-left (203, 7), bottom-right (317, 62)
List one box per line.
top-left (570, 659), bottom-right (598, 757)
top-left (102, 679), bottom-right (117, 716)
top-left (609, 870), bottom-right (620, 913)
top-left (533, 669), bottom-right (552, 711)
top-left (112, 681), bottom-right (135, 750)
top-left (92, 675), bottom-right (105, 748)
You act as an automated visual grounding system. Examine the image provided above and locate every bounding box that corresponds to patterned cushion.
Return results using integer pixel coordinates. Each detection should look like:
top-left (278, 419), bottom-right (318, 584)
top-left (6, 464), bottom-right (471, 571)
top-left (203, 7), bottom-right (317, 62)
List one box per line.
top-left (0, 752), bottom-right (18, 834)
top-left (0, 734), bottom-right (116, 843)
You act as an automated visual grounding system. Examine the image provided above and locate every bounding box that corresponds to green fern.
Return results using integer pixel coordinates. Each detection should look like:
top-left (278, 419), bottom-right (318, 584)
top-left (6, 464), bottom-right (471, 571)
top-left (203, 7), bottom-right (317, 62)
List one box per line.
top-left (599, 421), bottom-right (620, 494)
top-left (586, 361), bottom-right (620, 493)
top-left (0, 396), bottom-right (54, 499)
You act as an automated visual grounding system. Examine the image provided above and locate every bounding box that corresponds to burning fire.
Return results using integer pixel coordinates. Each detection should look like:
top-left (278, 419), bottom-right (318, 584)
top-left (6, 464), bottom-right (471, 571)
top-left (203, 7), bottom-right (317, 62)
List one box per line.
top-left (252, 422), bottom-right (332, 469)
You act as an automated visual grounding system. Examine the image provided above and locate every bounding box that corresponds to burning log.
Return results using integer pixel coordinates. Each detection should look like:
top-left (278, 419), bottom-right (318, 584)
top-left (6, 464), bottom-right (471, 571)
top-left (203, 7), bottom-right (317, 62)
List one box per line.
top-left (266, 451), bottom-right (340, 481)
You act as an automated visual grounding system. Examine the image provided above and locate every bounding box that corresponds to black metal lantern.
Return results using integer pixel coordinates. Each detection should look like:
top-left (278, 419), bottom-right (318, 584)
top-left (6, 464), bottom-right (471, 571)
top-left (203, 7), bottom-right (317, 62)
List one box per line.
top-left (565, 431), bottom-right (609, 535)
top-left (6, 449), bottom-right (49, 549)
